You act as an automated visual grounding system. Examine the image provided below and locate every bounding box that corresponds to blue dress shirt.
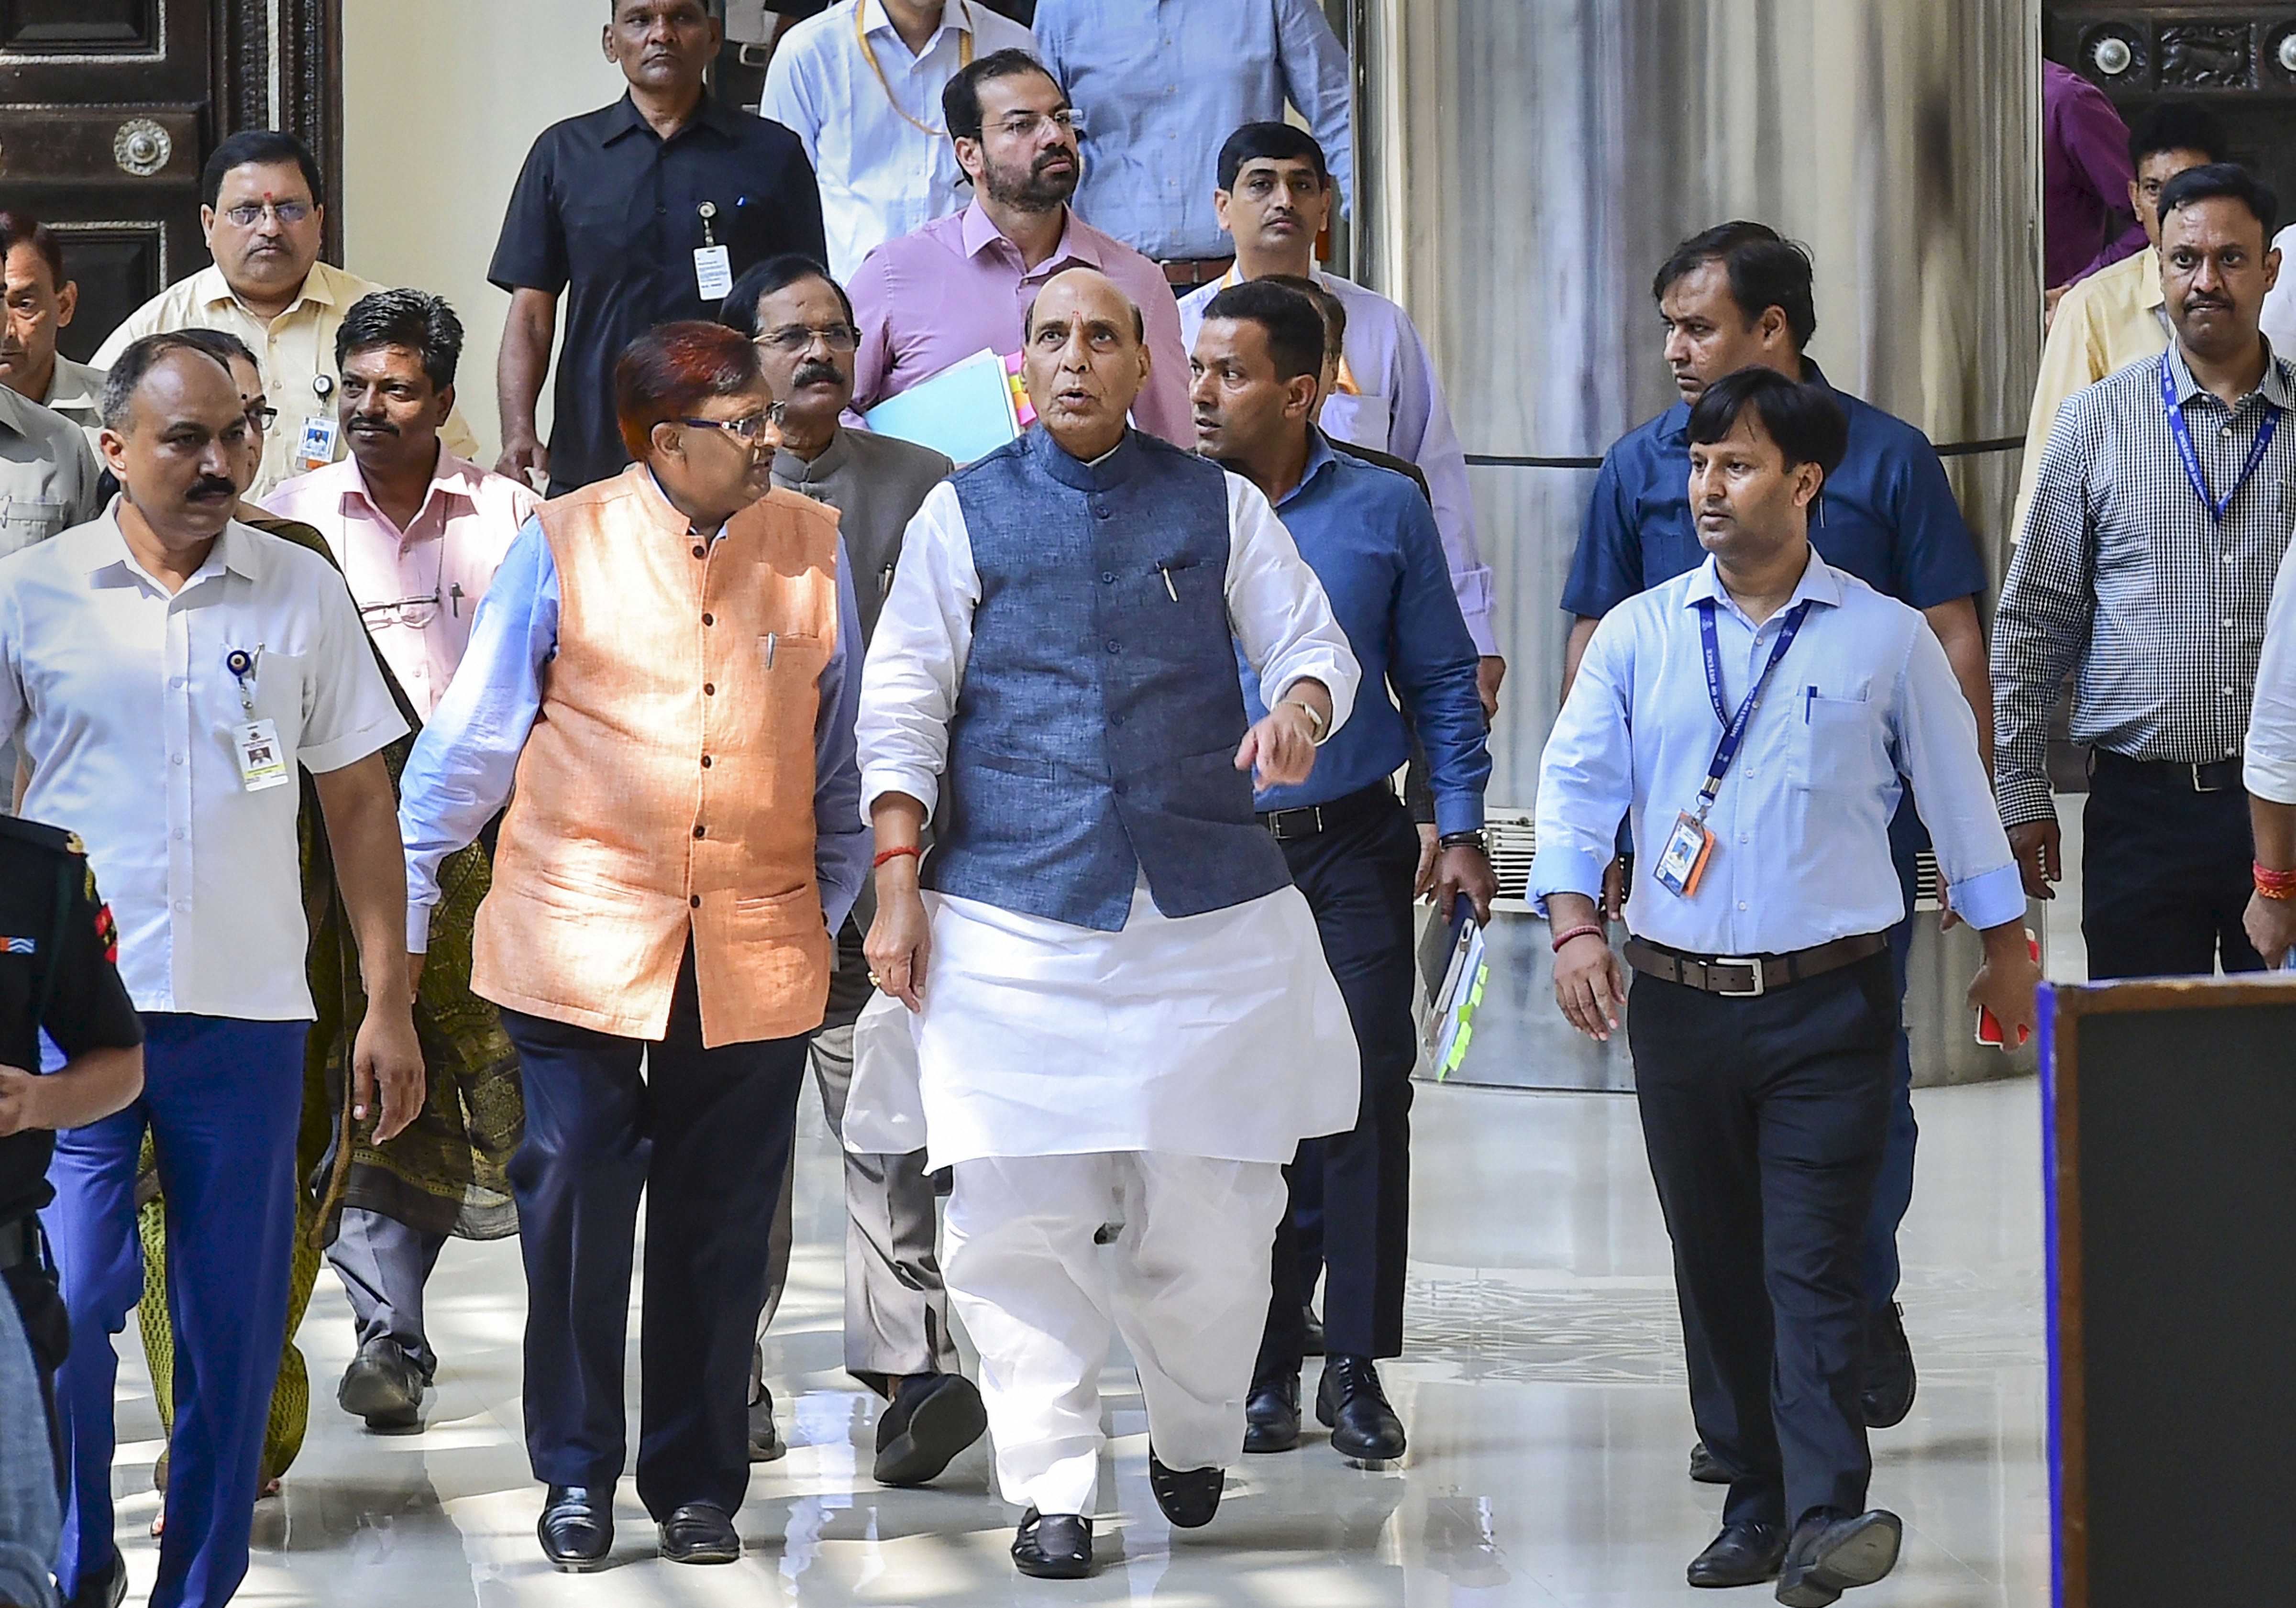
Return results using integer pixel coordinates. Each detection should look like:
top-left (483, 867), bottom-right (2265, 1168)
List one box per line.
top-left (1531, 552), bottom-right (2023, 956)
top-left (1034, 0), bottom-right (1354, 262)
top-left (1242, 433), bottom-right (1490, 837)
top-left (1562, 364), bottom-right (1987, 620)
top-left (398, 512), bottom-right (870, 951)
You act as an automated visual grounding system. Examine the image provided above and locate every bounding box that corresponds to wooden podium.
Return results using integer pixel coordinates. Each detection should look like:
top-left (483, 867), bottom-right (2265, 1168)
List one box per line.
top-left (2044, 975), bottom-right (2296, 1606)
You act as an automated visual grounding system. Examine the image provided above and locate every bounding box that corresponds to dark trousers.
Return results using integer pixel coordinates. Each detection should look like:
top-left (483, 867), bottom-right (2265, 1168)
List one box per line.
top-left (499, 945), bottom-right (809, 1518)
top-left (1630, 951), bottom-right (1898, 1529)
top-left (2082, 761), bottom-right (2263, 980)
top-left (1861, 818), bottom-right (1924, 1312)
top-left (1257, 794), bottom-right (1421, 1378)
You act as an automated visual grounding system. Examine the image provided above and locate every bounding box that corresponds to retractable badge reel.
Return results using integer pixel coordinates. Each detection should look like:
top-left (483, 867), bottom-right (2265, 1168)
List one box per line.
top-left (298, 372), bottom-right (340, 472)
top-left (694, 201), bottom-right (733, 300)
top-left (226, 646), bottom-right (292, 793)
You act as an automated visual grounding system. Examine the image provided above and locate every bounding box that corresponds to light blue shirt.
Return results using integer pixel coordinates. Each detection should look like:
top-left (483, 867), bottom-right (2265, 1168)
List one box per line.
top-left (398, 512), bottom-right (869, 951)
top-left (1530, 551), bottom-right (2024, 955)
top-left (1035, 0), bottom-right (1354, 262)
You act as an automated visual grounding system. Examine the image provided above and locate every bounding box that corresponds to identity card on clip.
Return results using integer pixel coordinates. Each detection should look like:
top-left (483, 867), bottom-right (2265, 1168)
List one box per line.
top-left (695, 245), bottom-right (733, 300)
top-left (1652, 810), bottom-right (1715, 898)
top-left (233, 719), bottom-right (293, 793)
top-left (297, 415), bottom-right (340, 472)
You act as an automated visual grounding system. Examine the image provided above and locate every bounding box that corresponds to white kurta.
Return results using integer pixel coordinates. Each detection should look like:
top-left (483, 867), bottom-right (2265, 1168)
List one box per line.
top-left (855, 463), bottom-right (1366, 1169)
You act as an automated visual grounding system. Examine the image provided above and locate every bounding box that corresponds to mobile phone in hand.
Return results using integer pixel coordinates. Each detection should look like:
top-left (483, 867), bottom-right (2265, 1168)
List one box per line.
top-left (1975, 928), bottom-right (2042, 1048)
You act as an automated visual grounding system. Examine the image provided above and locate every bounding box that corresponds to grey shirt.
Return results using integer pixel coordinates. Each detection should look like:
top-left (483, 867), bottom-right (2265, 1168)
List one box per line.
top-left (772, 425), bottom-right (953, 644)
top-left (0, 385), bottom-right (100, 565)
top-left (39, 355), bottom-right (108, 454)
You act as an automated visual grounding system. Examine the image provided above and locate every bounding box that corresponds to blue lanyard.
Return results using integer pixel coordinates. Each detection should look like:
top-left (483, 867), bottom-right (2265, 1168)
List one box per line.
top-left (1694, 597), bottom-right (1811, 817)
top-left (2161, 357), bottom-right (2281, 526)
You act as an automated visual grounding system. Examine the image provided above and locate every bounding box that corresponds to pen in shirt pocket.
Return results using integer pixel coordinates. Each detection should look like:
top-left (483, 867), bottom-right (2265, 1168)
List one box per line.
top-left (1804, 686), bottom-right (1817, 722)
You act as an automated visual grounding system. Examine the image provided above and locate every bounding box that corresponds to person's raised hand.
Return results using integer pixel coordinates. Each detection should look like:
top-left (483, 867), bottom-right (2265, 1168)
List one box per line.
top-left (1234, 702), bottom-right (1319, 788)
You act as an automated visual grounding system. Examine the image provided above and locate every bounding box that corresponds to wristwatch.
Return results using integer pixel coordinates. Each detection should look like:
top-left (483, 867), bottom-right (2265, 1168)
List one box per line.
top-left (1437, 829), bottom-right (1488, 853)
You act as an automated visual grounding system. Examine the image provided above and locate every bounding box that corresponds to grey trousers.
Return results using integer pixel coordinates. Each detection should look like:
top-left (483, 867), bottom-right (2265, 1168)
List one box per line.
top-left (326, 1206), bottom-right (447, 1377)
top-left (756, 919), bottom-right (957, 1399)
top-left (0, 1267), bottom-right (60, 1608)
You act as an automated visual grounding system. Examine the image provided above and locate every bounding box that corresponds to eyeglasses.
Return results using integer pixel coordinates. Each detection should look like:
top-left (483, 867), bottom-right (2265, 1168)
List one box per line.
top-left (988, 109), bottom-right (1084, 141)
top-left (243, 403), bottom-right (278, 434)
top-left (359, 593), bottom-right (438, 629)
top-left (221, 199), bottom-right (314, 228)
top-left (756, 323), bottom-right (860, 354)
top-left (676, 404), bottom-right (785, 441)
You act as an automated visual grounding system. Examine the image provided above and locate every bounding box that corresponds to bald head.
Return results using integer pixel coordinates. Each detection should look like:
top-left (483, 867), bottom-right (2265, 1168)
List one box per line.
top-left (1021, 268), bottom-right (1151, 462)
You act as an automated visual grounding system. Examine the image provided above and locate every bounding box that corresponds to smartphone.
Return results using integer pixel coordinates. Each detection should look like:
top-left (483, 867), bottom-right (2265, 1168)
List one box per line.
top-left (1975, 928), bottom-right (2042, 1048)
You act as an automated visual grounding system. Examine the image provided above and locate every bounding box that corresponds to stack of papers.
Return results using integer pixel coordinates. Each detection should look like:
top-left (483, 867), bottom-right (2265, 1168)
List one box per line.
top-left (862, 349), bottom-right (1022, 465)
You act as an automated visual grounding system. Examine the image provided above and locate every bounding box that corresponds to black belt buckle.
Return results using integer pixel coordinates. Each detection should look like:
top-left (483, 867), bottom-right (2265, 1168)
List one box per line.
top-left (1263, 804), bottom-right (1325, 842)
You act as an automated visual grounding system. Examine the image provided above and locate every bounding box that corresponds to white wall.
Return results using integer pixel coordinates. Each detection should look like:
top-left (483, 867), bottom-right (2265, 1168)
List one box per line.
top-left (341, 0), bottom-right (630, 464)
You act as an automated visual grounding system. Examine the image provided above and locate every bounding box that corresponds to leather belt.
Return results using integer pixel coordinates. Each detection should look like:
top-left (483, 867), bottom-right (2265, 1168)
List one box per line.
top-left (1258, 780), bottom-right (1397, 843)
top-left (1623, 932), bottom-right (1889, 999)
top-left (1160, 256), bottom-right (1234, 288)
top-left (0, 1215), bottom-right (34, 1271)
top-left (2089, 747), bottom-right (2243, 793)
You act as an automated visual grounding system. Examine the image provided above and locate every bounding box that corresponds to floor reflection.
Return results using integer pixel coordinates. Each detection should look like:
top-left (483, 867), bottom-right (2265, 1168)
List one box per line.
top-left (95, 1079), bottom-right (2048, 1605)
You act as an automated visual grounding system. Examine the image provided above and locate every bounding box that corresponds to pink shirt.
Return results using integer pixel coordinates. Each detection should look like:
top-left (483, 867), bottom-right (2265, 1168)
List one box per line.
top-left (849, 199), bottom-right (1192, 446)
top-left (263, 449), bottom-right (536, 716)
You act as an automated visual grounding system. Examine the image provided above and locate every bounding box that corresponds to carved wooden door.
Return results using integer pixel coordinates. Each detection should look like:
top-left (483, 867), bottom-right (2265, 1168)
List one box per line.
top-left (2047, 6), bottom-right (2296, 221)
top-left (0, 0), bottom-right (217, 360)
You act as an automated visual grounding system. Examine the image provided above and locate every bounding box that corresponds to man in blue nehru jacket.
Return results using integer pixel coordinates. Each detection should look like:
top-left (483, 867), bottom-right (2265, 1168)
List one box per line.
top-left (858, 266), bottom-right (1362, 1580)
top-left (1191, 279), bottom-right (1494, 1468)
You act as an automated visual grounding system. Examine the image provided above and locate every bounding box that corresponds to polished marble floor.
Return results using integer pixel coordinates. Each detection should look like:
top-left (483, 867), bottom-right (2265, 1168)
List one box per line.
top-left (95, 1076), bottom-right (2049, 1606)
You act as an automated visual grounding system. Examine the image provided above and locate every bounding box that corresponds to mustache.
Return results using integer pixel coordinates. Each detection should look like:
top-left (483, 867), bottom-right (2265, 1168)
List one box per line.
top-left (187, 476), bottom-right (238, 500)
top-left (791, 361), bottom-right (843, 388)
top-left (349, 415), bottom-right (398, 433)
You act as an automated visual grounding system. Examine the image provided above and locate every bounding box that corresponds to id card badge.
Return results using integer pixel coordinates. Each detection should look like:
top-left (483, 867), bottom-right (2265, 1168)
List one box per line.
top-left (233, 719), bottom-right (293, 793)
top-left (296, 414), bottom-right (340, 472)
top-left (1651, 810), bottom-right (1716, 898)
top-left (694, 244), bottom-right (733, 300)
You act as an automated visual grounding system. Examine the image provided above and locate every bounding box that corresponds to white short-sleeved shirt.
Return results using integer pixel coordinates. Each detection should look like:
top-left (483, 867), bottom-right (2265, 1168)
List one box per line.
top-left (0, 510), bottom-right (407, 1018)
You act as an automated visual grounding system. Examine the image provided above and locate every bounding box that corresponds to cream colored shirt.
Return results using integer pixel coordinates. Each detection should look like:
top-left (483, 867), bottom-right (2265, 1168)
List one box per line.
top-left (92, 261), bottom-right (483, 500)
top-left (38, 354), bottom-right (107, 453)
top-left (2014, 245), bottom-right (2169, 540)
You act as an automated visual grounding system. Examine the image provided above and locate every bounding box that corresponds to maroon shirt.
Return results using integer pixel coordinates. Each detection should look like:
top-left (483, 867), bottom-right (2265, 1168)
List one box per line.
top-left (2044, 61), bottom-right (2146, 289)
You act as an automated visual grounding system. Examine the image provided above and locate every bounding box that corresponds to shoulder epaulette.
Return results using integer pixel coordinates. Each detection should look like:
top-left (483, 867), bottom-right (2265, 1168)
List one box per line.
top-left (0, 814), bottom-right (77, 856)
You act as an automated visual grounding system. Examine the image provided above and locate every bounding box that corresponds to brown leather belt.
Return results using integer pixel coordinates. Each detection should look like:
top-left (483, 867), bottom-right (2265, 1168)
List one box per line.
top-left (1160, 256), bottom-right (1234, 288)
top-left (1622, 932), bottom-right (1889, 998)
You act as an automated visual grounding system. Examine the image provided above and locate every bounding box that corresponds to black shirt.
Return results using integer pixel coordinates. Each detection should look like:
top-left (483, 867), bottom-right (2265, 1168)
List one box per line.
top-left (0, 816), bottom-right (142, 1225)
top-left (489, 92), bottom-right (828, 494)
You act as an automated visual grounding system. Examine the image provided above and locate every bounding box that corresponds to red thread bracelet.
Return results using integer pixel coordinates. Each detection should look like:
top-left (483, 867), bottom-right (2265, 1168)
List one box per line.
top-left (873, 846), bottom-right (922, 870)
top-left (2256, 860), bottom-right (2296, 900)
top-left (1551, 923), bottom-right (1606, 953)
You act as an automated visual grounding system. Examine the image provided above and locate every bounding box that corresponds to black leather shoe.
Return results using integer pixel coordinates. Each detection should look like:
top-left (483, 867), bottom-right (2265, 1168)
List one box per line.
top-left (1148, 1448), bottom-right (1224, 1528)
top-left (1315, 1355), bottom-right (1406, 1465)
top-left (747, 1381), bottom-right (785, 1463)
top-left (1301, 1303), bottom-right (1326, 1356)
top-left (1011, 1508), bottom-right (1093, 1578)
top-left (874, 1372), bottom-right (988, 1487)
top-left (1776, 1509), bottom-right (1902, 1606)
top-left (1244, 1374), bottom-right (1301, 1453)
top-left (1688, 1440), bottom-right (1732, 1484)
top-left (538, 1485), bottom-right (612, 1572)
top-left (338, 1336), bottom-right (425, 1430)
top-left (658, 1502), bottom-right (741, 1565)
top-left (1861, 1303), bottom-right (1917, 1429)
top-left (63, 1550), bottom-right (128, 1608)
top-left (1686, 1520), bottom-right (1787, 1587)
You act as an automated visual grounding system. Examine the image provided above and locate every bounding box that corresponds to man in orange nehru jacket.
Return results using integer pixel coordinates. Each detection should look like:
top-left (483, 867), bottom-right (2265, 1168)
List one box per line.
top-left (398, 321), bottom-right (866, 1573)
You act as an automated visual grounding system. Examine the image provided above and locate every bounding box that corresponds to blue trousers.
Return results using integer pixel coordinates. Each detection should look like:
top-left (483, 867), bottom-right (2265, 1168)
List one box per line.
top-left (499, 946), bottom-right (808, 1519)
top-left (41, 1014), bottom-right (306, 1608)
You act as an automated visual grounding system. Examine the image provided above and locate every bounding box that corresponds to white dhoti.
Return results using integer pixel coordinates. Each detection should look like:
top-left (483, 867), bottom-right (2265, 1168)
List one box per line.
top-left (848, 881), bottom-right (1360, 1514)
top-left (944, 1151), bottom-right (1292, 1514)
